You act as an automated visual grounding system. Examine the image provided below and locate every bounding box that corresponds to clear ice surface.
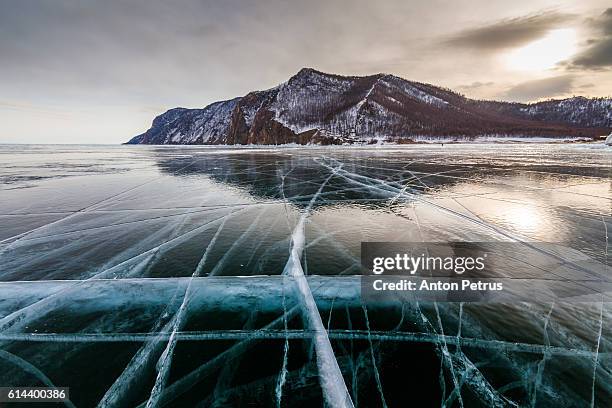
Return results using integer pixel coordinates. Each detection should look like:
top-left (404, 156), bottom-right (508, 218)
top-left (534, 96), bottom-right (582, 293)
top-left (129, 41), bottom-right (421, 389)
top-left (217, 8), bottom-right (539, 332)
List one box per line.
top-left (0, 144), bottom-right (610, 407)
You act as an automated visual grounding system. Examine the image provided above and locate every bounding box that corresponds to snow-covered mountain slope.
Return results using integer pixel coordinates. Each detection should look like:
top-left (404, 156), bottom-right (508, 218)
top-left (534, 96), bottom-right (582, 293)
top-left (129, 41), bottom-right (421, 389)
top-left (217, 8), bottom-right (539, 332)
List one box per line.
top-left (128, 99), bottom-right (240, 144)
top-left (127, 68), bottom-right (612, 145)
top-left (515, 97), bottom-right (612, 128)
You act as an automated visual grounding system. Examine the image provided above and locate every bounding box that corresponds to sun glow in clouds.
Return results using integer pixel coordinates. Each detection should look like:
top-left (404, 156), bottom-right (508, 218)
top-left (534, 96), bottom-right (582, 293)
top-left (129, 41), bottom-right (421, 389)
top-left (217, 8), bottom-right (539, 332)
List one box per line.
top-left (504, 29), bottom-right (577, 71)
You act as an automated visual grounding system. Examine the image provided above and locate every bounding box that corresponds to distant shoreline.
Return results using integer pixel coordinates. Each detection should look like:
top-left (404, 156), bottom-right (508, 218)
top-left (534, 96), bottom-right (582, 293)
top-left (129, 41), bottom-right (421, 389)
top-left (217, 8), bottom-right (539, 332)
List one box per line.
top-left (123, 138), bottom-right (607, 147)
top-left (1, 139), bottom-right (609, 147)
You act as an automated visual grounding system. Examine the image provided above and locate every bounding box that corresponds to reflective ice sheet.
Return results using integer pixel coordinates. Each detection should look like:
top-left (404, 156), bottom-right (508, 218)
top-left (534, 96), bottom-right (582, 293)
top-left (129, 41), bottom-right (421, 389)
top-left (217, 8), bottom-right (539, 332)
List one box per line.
top-left (0, 144), bottom-right (610, 407)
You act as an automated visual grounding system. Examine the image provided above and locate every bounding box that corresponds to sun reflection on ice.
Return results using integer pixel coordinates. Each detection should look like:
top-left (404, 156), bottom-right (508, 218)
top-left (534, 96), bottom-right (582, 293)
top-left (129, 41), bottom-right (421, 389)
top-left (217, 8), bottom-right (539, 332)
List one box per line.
top-left (505, 205), bottom-right (542, 234)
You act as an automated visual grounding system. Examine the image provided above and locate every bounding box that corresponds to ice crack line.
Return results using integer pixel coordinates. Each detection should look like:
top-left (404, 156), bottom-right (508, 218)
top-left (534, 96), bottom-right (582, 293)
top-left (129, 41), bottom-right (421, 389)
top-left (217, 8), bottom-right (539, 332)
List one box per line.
top-left (0, 209), bottom-right (248, 335)
top-left (282, 160), bottom-right (354, 408)
top-left (145, 208), bottom-right (233, 408)
top-left (322, 160), bottom-right (604, 282)
top-left (0, 158), bottom-right (201, 251)
top-left (275, 278), bottom-right (290, 408)
top-left (590, 300), bottom-right (604, 408)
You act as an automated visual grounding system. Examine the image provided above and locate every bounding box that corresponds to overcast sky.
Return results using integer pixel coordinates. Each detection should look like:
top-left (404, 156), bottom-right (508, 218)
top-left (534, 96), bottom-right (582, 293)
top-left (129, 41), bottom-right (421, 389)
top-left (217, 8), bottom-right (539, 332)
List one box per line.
top-left (1, 0), bottom-right (611, 144)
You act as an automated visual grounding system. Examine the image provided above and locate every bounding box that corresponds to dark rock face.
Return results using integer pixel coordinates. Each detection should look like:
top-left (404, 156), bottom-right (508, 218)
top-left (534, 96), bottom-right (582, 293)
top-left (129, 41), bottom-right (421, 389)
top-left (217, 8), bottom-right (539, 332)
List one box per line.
top-left (127, 68), bottom-right (612, 145)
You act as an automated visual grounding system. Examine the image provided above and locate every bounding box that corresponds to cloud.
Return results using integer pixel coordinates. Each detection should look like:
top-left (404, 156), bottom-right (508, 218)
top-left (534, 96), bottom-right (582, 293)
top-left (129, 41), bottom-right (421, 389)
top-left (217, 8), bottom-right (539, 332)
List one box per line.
top-left (444, 11), bottom-right (575, 51)
top-left (566, 9), bottom-right (612, 69)
top-left (593, 8), bottom-right (612, 35)
top-left (571, 40), bottom-right (612, 68)
top-left (502, 75), bottom-right (575, 102)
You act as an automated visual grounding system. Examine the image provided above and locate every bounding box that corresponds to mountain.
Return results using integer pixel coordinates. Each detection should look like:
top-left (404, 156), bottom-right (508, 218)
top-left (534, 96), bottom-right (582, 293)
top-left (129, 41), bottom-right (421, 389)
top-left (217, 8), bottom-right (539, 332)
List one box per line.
top-left (127, 68), bottom-right (612, 145)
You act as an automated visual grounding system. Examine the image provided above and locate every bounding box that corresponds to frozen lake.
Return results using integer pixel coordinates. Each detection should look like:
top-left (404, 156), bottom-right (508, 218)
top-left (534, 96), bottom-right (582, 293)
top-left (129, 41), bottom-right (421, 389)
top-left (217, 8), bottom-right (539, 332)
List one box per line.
top-left (0, 144), bottom-right (610, 407)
